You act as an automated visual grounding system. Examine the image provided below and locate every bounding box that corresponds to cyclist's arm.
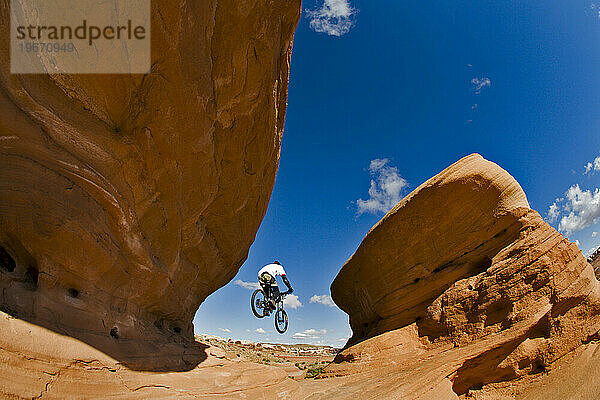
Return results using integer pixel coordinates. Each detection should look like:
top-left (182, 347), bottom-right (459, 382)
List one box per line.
top-left (281, 274), bottom-right (293, 293)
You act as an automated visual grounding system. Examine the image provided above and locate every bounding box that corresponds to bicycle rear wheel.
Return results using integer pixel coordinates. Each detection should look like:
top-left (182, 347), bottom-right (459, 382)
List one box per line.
top-left (275, 308), bottom-right (288, 333)
top-left (251, 289), bottom-right (267, 318)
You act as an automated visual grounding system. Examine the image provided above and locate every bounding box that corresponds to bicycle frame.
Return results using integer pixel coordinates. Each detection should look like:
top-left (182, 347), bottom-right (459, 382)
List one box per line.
top-left (276, 293), bottom-right (287, 308)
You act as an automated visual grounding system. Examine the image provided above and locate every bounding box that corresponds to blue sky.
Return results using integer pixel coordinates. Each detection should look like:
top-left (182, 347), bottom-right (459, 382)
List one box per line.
top-left (194, 0), bottom-right (600, 346)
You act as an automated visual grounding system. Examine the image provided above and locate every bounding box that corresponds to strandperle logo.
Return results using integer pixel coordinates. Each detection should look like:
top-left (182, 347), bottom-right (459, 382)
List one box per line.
top-left (10, 0), bottom-right (150, 74)
top-left (15, 19), bottom-right (147, 46)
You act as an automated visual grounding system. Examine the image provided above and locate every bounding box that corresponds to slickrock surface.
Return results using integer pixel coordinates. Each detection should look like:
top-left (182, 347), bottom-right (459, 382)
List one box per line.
top-left (0, 311), bottom-right (301, 399)
top-left (295, 325), bottom-right (600, 399)
top-left (327, 154), bottom-right (600, 398)
top-left (4, 307), bottom-right (600, 400)
top-left (0, 0), bottom-right (300, 370)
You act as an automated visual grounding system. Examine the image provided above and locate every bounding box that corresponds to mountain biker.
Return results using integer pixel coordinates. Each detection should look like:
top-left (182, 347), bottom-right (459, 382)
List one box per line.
top-left (258, 261), bottom-right (293, 311)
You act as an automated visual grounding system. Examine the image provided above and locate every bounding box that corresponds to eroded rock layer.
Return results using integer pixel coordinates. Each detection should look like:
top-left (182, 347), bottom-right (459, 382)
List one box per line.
top-left (329, 154), bottom-right (600, 397)
top-left (331, 154), bottom-right (533, 344)
top-left (0, 0), bottom-right (300, 369)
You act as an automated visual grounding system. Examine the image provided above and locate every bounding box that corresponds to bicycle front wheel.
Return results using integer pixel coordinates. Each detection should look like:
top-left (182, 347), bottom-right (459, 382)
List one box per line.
top-left (275, 308), bottom-right (288, 333)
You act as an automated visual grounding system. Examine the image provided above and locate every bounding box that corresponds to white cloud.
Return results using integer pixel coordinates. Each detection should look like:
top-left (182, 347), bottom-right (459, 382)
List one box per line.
top-left (219, 328), bottom-right (231, 333)
top-left (310, 294), bottom-right (336, 307)
top-left (306, 0), bottom-right (357, 37)
top-left (292, 329), bottom-right (328, 340)
top-left (471, 103), bottom-right (479, 110)
top-left (584, 156), bottom-right (600, 175)
top-left (234, 279), bottom-right (259, 290)
top-left (356, 158), bottom-right (409, 215)
top-left (548, 201), bottom-right (561, 223)
top-left (471, 77), bottom-right (491, 94)
top-left (585, 246), bottom-right (599, 258)
top-left (593, 232), bottom-right (598, 238)
top-left (255, 328), bottom-right (266, 334)
top-left (284, 294), bottom-right (303, 309)
top-left (550, 184), bottom-right (600, 234)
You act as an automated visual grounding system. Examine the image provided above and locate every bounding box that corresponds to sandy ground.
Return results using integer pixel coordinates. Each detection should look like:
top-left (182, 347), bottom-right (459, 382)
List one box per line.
top-left (3, 312), bottom-right (600, 399)
top-left (195, 334), bottom-right (339, 380)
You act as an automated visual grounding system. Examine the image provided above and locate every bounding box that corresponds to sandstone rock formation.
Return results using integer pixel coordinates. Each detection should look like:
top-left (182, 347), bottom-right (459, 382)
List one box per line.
top-left (328, 154), bottom-right (600, 397)
top-left (0, 0), bottom-right (301, 370)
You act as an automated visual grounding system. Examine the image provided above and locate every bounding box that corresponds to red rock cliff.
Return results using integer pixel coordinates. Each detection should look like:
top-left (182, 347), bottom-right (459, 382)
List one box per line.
top-left (0, 0), bottom-right (301, 369)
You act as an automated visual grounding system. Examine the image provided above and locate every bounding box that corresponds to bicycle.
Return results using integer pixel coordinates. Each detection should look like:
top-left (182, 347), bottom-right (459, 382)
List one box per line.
top-left (251, 288), bottom-right (289, 334)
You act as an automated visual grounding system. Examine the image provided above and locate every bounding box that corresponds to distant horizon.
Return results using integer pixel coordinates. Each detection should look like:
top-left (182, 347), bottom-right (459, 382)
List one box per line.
top-left (196, 333), bottom-right (343, 349)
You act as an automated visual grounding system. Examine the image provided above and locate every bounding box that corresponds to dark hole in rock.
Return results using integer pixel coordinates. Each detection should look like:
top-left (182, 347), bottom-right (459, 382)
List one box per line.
top-left (551, 296), bottom-right (585, 319)
top-left (484, 298), bottom-right (513, 327)
top-left (110, 327), bottom-right (119, 339)
top-left (477, 257), bottom-right (493, 271)
top-left (67, 288), bottom-right (79, 298)
top-left (0, 246), bottom-right (16, 272)
top-left (500, 318), bottom-right (513, 330)
top-left (529, 363), bottom-right (546, 375)
top-left (518, 358), bottom-right (529, 370)
top-left (529, 313), bottom-right (551, 339)
top-left (413, 277), bottom-right (421, 283)
top-left (24, 267), bottom-right (38, 290)
top-left (173, 327), bottom-right (182, 334)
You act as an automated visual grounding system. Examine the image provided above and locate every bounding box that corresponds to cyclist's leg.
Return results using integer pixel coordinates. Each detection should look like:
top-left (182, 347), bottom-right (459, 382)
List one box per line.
top-left (259, 282), bottom-right (270, 300)
top-left (259, 273), bottom-right (270, 299)
top-left (271, 285), bottom-right (280, 307)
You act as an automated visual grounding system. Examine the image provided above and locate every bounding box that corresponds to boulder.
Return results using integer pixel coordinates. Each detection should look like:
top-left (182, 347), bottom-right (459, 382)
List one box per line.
top-left (0, 0), bottom-right (300, 370)
top-left (329, 154), bottom-right (600, 396)
top-left (332, 154), bottom-right (532, 344)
